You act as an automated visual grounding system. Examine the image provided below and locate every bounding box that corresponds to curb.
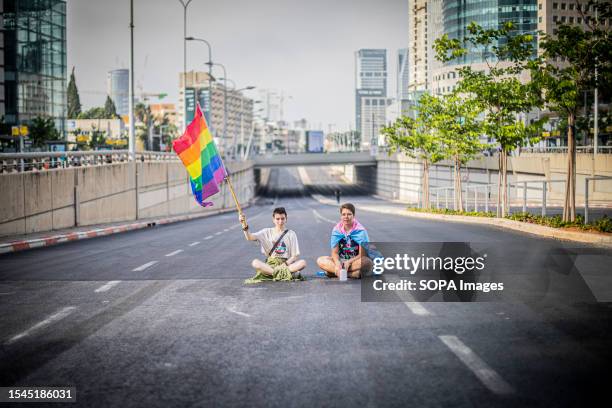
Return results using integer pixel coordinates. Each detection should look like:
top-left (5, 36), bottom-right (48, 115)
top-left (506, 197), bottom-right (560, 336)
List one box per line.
top-left (0, 204), bottom-right (249, 255)
top-left (310, 194), bottom-right (612, 247)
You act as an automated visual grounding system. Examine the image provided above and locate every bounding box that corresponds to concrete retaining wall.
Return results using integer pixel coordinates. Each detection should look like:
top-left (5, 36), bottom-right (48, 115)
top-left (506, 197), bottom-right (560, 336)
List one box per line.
top-left (0, 161), bottom-right (255, 237)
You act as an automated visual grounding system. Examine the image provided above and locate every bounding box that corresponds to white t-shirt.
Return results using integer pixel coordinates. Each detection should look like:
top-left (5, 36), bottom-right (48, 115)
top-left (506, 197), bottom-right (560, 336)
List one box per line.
top-left (252, 228), bottom-right (300, 259)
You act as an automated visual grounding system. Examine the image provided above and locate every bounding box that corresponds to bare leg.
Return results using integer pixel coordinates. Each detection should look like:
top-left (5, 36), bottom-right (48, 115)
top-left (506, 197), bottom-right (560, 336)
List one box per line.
top-left (251, 259), bottom-right (274, 277)
top-left (316, 256), bottom-right (337, 277)
top-left (288, 259), bottom-right (307, 272)
top-left (347, 256), bottom-right (373, 279)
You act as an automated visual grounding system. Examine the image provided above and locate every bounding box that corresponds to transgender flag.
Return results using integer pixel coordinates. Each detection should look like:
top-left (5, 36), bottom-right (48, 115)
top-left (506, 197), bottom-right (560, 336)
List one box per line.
top-left (173, 104), bottom-right (228, 207)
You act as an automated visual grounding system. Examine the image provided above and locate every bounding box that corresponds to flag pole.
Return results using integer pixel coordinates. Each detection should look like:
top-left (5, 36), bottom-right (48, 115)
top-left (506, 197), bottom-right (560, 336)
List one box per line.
top-left (222, 160), bottom-right (248, 230)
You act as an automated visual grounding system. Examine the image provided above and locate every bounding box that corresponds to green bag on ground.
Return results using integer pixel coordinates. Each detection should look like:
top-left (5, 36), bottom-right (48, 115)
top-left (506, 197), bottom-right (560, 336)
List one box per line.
top-left (244, 257), bottom-right (303, 284)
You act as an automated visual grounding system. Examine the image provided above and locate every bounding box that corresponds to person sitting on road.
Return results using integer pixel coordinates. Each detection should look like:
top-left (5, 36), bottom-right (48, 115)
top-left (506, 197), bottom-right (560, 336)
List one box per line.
top-left (240, 207), bottom-right (306, 282)
top-left (316, 203), bottom-right (373, 279)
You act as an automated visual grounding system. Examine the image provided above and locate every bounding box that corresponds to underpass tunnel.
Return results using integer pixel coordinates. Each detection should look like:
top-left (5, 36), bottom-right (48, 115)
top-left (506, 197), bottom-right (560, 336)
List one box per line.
top-left (255, 165), bottom-right (377, 198)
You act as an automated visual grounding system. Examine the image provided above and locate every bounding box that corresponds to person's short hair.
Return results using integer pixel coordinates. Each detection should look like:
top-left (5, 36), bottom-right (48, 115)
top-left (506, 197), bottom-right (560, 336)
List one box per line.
top-left (272, 207), bottom-right (287, 217)
top-left (340, 203), bottom-right (355, 215)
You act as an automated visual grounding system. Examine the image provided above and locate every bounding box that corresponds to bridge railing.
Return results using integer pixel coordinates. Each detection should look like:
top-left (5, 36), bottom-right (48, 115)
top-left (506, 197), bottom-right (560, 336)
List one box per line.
top-left (0, 150), bottom-right (179, 173)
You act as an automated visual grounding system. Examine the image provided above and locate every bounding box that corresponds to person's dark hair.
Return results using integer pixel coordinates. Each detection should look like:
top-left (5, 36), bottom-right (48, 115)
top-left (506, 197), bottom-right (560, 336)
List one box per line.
top-left (340, 203), bottom-right (355, 215)
top-left (272, 207), bottom-right (287, 217)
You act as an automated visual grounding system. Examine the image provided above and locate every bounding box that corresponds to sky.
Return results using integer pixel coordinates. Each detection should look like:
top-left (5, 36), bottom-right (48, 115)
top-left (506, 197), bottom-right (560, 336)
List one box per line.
top-left (67, 0), bottom-right (408, 132)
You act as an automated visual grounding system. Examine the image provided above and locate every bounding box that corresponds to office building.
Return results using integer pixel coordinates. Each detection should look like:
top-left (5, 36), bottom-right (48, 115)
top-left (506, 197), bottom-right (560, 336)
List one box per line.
top-left (355, 49), bottom-right (389, 149)
top-left (397, 48), bottom-right (410, 100)
top-left (428, 0), bottom-right (538, 94)
top-left (179, 71), bottom-right (254, 156)
top-left (107, 69), bottom-right (129, 116)
top-left (3, 0), bottom-right (67, 136)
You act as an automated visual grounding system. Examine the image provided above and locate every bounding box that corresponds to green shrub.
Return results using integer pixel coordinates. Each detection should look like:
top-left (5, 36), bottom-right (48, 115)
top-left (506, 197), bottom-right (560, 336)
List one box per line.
top-left (409, 208), bottom-right (611, 234)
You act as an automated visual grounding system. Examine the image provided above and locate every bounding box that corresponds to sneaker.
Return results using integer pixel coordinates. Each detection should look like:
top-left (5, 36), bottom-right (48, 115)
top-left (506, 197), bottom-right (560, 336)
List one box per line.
top-left (291, 271), bottom-right (303, 280)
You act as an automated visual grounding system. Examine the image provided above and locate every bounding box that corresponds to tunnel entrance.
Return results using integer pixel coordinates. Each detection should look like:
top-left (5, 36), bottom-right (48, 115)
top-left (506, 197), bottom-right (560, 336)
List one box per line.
top-left (256, 166), bottom-right (376, 198)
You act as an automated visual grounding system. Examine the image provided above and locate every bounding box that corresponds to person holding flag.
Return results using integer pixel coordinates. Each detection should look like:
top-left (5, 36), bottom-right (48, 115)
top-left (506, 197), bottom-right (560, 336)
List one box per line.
top-left (316, 203), bottom-right (373, 279)
top-left (240, 208), bottom-right (306, 283)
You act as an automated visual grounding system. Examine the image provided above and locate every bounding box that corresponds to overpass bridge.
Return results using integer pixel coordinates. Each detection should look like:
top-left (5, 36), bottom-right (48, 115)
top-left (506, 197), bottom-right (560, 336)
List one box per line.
top-left (252, 151), bottom-right (377, 167)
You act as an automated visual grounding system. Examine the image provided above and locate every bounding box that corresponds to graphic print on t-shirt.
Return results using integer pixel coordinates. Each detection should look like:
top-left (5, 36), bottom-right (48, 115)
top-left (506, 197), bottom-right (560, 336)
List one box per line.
top-left (273, 241), bottom-right (288, 257)
top-left (338, 236), bottom-right (359, 260)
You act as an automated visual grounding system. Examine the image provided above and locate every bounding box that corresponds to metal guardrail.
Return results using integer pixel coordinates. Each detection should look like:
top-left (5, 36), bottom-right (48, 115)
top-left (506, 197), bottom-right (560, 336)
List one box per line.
top-left (0, 150), bottom-right (179, 173)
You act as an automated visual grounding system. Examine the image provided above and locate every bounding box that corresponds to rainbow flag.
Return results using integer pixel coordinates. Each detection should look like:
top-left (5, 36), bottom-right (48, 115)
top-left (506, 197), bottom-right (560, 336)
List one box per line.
top-left (173, 104), bottom-right (227, 207)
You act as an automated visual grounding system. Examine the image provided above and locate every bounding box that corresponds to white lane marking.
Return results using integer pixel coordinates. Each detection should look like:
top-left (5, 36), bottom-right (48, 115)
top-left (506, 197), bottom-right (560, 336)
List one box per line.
top-left (165, 249), bottom-right (183, 257)
top-left (5, 306), bottom-right (76, 345)
top-left (223, 228), bottom-right (230, 232)
top-left (189, 241), bottom-right (200, 247)
top-left (214, 231), bottom-right (223, 236)
top-left (204, 235), bottom-right (213, 240)
top-left (0, 292), bottom-right (16, 296)
top-left (95, 280), bottom-right (121, 293)
top-left (384, 275), bottom-right (432, 316)
top-left (403, 299), bottom-right (432, 316)
top-left (312, 209), bottom-right (336, 224)
top-left (296, 166), bottom-right (312, 185)
top-left (132, 260), bottom-right (159, 271)
top-left (439, 335), bottom-right (515, 395)
top-left (227, 307), bottom-right (251, 318)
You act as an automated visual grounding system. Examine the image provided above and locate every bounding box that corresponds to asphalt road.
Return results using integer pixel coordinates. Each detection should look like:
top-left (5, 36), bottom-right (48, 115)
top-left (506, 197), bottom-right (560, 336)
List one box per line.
top-left (0, 167), bottom-right (611, 408)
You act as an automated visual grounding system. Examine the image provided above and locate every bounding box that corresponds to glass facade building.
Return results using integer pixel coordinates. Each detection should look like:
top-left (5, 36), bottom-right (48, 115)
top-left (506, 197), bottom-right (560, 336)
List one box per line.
top-left (355, 49), bottom-right (387, 146)
top-left (107, 69), bottom-right (129, 117)
top-left (397, 48), bottom-right (410, 100)
top-left (3, 0), bottom-right (67, 134)
top-left (443, 0), bottom-right (537, 65)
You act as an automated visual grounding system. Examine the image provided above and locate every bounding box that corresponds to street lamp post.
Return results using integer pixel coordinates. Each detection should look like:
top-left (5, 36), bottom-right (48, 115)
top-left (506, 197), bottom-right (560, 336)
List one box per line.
top-left (129, 0), bottom-right (135, 157)
top-left (245, 109), bottom-right (265, 161)
top-left (178, 0), bottom-right (194, 131)
top-left (219, 78), bottom-right (255, 159)
top-left (206, 62), bottom-right (228, 156)
top-left (185, 37), bottom-right (213, 132)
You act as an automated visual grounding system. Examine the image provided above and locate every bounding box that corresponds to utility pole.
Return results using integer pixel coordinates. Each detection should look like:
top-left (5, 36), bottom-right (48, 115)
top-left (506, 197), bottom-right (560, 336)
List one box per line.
top-left (129, 0), bottom-right (135, 156)
top-left (178, 0), bottom-right (193, 131)
top-left (594, 1), bottom-right (599, 155)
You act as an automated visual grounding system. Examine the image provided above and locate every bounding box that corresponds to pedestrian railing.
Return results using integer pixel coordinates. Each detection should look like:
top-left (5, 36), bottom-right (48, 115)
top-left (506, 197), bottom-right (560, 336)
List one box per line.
top-left (585, 176), bottom-right (612, 223)
top-left (520, 146), bottom-right (612, 154)
top-left (0, 150), bottom-right (179, 173)
top-left (427, 179), bottom-right (597, 217)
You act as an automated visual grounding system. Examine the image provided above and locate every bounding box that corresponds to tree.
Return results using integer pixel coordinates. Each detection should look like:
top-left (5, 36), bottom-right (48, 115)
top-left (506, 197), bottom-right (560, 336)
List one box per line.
top-left (134, 102), bottom-right (153, 149)
top-left (77, 107), bottom-right (106, 119)
top-left (87, 126), bottom-right (107, 150)
top-left (434, 21), bottom-right (544, 217)
top-left (104, 96), bottom-right (118, 118)
top-left (29, 117), bottom-right (60, 149)
top-left (530, 2), bottom-right (611, 222)
top-left (383, 100), bottom-right (445, 209)
top-left (67, 67), bottom-right (82, 119)
top-left (425, 92), bottom-right (486, 212)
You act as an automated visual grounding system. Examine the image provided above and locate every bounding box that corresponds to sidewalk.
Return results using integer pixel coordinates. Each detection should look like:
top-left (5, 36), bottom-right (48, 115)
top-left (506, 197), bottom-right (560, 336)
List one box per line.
top-left (311, 194), bottom-right (612, 247)
top-left (0, 204), bottom-right (248, 255)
